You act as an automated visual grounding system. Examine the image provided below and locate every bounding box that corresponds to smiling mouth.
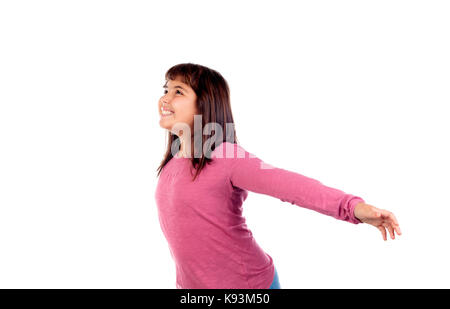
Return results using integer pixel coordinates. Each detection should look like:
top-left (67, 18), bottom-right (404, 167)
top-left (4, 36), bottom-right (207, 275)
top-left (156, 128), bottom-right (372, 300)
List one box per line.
top-left (161, 106), bottom-right (175, 116)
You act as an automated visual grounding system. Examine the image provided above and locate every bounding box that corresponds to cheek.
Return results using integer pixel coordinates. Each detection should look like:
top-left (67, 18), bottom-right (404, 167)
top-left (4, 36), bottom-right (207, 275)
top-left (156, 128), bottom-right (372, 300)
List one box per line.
top-left (177, 110), bottom-right (194, 121)
top-left (176, 103), bottom-right (196, 117)
top-left (172, 99), bottom-right (197, 120)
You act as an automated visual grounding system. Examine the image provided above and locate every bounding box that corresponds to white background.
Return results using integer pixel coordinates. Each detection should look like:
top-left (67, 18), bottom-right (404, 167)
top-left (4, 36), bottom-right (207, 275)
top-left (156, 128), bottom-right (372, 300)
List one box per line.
top-left (1, 0), bottom-right (449, 288)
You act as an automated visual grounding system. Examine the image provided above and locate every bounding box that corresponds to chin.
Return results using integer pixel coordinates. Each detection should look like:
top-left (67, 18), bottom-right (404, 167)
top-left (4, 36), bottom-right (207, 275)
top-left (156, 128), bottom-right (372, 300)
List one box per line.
top-left (159, 119), bottom-right (172, 130)
top-left (159, 124), bottom-right (173, 131)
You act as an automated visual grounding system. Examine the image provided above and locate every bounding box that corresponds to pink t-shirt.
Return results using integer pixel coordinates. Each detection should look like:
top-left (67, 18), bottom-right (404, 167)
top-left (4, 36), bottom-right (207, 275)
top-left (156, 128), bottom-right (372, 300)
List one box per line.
top-left (155, 142), bottom-right (365, 289)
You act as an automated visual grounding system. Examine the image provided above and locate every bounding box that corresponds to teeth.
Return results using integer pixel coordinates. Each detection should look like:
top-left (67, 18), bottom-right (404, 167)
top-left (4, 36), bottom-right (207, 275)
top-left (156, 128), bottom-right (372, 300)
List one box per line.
top-left (162, 110), bottom-right (173, 115)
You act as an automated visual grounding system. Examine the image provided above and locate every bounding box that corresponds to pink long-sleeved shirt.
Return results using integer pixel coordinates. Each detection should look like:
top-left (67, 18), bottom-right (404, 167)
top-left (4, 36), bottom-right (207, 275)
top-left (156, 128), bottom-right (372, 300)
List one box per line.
top-left (155, 142), bottom-right (365, 289)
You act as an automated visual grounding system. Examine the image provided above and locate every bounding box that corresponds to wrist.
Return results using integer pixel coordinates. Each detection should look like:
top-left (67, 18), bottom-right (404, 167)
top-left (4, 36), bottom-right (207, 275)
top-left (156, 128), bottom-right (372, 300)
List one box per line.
top-left (353, 202), bottom-right (365, 223)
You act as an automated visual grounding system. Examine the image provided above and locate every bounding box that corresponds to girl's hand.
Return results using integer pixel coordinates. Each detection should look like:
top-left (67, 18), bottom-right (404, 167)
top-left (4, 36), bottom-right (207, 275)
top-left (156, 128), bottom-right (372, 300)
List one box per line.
top-left (354, 202), bottom-right (402, 241)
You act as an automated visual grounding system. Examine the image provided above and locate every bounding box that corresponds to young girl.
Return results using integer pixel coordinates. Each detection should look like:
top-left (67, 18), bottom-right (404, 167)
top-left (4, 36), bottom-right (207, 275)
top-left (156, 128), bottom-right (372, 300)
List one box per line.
top-left (155, 63), bottom-right (401, 289)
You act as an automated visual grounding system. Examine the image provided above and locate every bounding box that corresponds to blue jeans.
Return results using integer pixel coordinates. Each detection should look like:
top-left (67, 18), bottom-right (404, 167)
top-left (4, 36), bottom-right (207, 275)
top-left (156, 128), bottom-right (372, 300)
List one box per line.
top-left (269, 266), bottom-right (281, 289)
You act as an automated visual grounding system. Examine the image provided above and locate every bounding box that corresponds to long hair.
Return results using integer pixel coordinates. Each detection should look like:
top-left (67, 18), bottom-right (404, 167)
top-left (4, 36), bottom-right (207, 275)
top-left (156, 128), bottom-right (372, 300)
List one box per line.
top-left (156, 63), bottom-right (239, 181)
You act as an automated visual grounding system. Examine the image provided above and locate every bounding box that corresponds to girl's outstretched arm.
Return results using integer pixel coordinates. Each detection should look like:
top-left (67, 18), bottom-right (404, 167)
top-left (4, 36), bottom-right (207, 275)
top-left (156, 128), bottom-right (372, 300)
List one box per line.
top-left (219, 142), bottom-right (365, 224)
top-left (218, 142), bottom-right (401, 240)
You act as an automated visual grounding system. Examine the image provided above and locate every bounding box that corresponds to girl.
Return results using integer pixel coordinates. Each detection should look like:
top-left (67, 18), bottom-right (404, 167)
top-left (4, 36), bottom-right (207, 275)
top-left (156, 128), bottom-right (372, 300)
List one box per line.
top-left (155, 63), bottom-right (401, 289)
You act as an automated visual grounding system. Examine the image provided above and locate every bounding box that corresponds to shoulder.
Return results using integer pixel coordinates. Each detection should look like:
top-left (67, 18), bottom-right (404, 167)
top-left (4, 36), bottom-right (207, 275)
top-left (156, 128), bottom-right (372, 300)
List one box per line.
top-left (213, 142), bottom-right (276, 171)
top-left (211, 142), bottom-right (250, 160)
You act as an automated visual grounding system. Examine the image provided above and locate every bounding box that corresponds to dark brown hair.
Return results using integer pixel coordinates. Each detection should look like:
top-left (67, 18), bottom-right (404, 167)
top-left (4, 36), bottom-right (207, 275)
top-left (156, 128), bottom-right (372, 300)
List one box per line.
top-left (156, 63), bottom-right (239, 181)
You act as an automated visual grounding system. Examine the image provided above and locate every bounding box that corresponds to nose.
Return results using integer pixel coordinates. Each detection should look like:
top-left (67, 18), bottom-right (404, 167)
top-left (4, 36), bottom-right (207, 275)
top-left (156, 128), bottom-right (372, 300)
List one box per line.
top-left (160, 95), bottom-right (168, 105)
top-left (160, 96), bottom-right (171, 109)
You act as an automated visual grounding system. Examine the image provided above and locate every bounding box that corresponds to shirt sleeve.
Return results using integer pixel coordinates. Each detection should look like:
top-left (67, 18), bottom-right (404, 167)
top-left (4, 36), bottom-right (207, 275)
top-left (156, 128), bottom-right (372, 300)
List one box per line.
top-left (225, 142), bottom-right (365, 224)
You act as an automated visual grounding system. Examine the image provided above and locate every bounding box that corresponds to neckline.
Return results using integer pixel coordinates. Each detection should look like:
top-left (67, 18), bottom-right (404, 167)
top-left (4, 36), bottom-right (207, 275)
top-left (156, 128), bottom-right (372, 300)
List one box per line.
top-left (173, 144), bottom-right (228, 160)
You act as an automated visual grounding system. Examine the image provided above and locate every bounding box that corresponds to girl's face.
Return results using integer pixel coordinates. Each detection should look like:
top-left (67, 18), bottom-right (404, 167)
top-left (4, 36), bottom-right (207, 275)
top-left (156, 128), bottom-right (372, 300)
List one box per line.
top-left (158, 77), bottom-right (198, 133)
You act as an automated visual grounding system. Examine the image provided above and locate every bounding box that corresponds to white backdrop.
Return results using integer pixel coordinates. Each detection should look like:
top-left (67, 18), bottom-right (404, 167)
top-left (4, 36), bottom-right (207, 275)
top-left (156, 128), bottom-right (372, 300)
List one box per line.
top-left (0, 0), bottom-right (449, 288)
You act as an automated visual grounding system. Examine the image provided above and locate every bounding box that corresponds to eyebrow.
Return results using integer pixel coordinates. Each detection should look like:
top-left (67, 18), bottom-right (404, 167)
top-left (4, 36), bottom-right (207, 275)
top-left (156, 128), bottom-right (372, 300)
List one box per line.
top-left (163, 84), bottom-right (188, 92)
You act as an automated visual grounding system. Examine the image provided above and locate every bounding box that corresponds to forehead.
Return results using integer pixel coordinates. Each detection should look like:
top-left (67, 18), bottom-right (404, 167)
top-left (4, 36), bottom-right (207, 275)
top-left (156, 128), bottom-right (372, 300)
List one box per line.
top-left (165, 77), bottom-right (191, 89)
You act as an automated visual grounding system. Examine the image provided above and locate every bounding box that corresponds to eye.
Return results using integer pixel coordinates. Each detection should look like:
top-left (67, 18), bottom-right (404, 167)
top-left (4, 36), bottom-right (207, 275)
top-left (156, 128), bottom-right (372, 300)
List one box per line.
top-left (163, 89), bottom-right (183, 95)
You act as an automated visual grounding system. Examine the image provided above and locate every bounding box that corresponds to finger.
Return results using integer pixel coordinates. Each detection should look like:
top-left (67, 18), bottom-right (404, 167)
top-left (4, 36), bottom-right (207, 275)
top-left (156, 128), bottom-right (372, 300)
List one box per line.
top-left (387, 211), bottom-right (400, 227)
top-left (385, 223), bottom-right (395, 240)
top-left (395, 225), bottom-right (402, 235)
top-left (379, 209), bottom-right (399, 225)
top-left (378, 226), bottom-right (387, 241)
top-left (384, 212), bottom-right (401, 235)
